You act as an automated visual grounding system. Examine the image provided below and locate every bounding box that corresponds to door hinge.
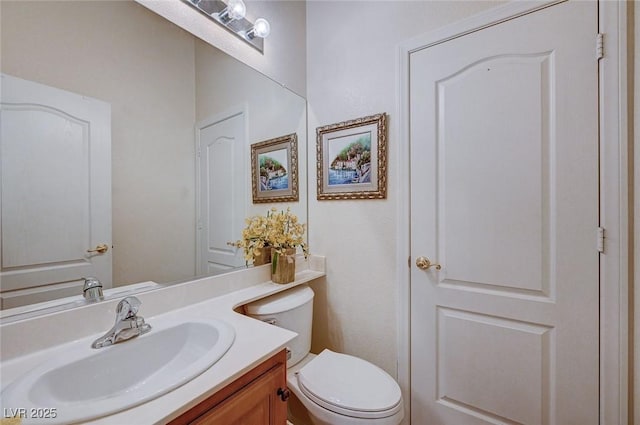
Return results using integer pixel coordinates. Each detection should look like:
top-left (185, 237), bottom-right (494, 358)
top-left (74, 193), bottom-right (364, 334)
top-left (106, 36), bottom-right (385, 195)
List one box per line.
top-left (597, 227), bottom-right (605, 253)
top-left (408, 256), bottom-right (411, 268)
top-left (596, 33), bottom-right (604, 60)
top-left (196, 149), bottom-right (201, 158)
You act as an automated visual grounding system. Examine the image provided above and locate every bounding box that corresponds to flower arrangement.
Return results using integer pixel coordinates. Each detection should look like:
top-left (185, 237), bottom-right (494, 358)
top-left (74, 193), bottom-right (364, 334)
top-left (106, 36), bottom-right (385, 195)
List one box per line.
top-left (233, 207), bottom-right (308, 265)
top-left (234, 213), bottom-right (270, 265)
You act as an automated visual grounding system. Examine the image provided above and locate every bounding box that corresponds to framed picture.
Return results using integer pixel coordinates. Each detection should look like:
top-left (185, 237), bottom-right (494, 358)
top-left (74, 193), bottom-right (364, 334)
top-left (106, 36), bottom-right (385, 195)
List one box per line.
top-left (316, 113), bottom-right (387, 200)
top-left (251, 133), bottom-right (298, 203)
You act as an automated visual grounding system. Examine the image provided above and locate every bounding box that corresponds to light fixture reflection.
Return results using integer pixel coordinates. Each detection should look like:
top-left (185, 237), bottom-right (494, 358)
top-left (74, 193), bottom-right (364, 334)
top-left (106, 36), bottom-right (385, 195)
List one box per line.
top-left (217, 0), bottom-right (246, 23)
top-left (183, 0), bottom-right (269, 53)
top-left (246, 18), bottom-right (270, 39)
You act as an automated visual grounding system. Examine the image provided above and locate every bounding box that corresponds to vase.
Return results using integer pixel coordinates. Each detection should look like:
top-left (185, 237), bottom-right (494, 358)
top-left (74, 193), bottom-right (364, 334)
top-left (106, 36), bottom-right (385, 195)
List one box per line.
top-left (270, 248), bottom-right (296, 284)
top-left (253, 246), bottom-right (272, 266)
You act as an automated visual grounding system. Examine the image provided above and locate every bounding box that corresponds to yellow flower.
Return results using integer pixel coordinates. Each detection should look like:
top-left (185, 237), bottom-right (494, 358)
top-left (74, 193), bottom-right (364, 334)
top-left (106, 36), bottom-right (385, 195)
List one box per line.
top-left (231, 208), bottom-right (309, 265)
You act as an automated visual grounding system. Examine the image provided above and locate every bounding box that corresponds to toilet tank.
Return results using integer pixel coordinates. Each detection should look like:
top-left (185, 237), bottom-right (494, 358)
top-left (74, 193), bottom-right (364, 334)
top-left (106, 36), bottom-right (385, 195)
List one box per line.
top-left (245, 284), bottom-right (314, 366)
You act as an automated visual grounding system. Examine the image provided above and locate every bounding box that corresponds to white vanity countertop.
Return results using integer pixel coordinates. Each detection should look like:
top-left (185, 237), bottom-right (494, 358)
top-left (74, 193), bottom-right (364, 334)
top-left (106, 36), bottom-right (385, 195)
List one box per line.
top-left (0, 255), bottom-right (325, 424)
top-left (0, 281), bottom-right (161, 320)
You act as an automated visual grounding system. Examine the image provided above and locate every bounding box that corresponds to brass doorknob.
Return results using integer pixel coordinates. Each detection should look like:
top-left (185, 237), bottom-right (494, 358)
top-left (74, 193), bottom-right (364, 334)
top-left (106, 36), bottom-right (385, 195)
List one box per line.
top-left (416, 256), bottom-right (441, 270)
top-left (87, 243), bottom-right (109, 254)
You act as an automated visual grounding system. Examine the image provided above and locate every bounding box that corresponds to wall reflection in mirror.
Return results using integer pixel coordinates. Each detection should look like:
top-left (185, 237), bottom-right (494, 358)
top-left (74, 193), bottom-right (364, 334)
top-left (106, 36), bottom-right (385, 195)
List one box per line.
top-left (0, 0), bottom-right (307, 315)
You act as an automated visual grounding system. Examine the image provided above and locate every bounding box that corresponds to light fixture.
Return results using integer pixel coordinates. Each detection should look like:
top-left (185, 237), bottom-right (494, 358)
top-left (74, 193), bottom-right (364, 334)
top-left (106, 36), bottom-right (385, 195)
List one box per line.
top-left (216, 0), bottom-right (246, 23)
top-left (183, 0), bottom-right (270, 53)
top-left (246, 18), bottom-right (270, 39)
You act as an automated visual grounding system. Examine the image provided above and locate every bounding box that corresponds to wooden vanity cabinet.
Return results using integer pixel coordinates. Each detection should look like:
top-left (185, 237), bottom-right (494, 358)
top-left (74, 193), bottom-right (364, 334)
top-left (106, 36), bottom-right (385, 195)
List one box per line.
top-left (169, 350), bottom-right (288, 425)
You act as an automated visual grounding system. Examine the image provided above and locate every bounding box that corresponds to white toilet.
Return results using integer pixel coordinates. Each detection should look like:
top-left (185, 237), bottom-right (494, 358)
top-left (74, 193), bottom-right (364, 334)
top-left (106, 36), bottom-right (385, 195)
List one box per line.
top-left (246, 285), bottom-right (404, 425)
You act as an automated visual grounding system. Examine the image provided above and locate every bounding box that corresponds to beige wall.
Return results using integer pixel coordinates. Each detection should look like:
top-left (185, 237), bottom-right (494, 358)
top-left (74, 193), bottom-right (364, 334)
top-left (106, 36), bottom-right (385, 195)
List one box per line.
top-left (1, 1), bottom-right (198, 286)
top-left (305, 1), bottom-right (638, 419)
top-left (194, 40), bottom-right (307, 224)
top-left (4, 0), bottom-right (635, 414)
top-left (136, 0), bottom-right (307, 97)
top-left (1, 0), bottom-right (309, 292)
top-left (305, 0), bottom-right (503, 377)
top-left (633, 1), bottom-right (639, 422)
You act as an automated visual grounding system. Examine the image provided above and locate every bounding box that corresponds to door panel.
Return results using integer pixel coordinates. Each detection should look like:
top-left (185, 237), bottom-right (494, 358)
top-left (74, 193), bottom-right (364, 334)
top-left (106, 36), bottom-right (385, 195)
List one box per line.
top-left (436, 308), bottom-right (553, 425)
top-left (2, 106), bottom-right (89, 267)
top-left (410, 2), bottom-right (598, 424)
top-left (437, 53), bottom-right (553, 297)
top-left (0, 74), bottom-right (111, 309)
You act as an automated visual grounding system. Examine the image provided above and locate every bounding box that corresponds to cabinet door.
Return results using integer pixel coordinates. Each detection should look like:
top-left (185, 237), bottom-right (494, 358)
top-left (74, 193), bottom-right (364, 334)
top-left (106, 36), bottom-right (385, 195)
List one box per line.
top-left (192, 365), bottom-right (287, 425)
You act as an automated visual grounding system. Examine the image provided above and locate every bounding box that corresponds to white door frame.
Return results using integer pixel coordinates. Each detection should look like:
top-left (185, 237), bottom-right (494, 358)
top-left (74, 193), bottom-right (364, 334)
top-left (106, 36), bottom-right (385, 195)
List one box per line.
top-left (396, 1), bottom-right (630, 424)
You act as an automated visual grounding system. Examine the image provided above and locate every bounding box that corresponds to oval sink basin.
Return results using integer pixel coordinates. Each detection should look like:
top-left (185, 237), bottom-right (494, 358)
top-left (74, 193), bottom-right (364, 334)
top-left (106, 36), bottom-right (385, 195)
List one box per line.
top-left (1, 318), bottom-right (235, 424)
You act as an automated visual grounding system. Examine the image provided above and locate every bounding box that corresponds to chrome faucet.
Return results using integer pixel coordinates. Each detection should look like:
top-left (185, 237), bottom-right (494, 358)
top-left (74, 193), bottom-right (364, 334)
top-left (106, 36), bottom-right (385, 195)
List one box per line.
top-left (91, 296), bottom-right (152, 349)
top-left (82, 277), bottom-right (104, 302)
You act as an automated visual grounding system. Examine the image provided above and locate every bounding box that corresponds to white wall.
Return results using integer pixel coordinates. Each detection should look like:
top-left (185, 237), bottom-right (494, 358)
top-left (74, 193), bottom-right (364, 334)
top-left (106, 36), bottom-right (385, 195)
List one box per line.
top-left (136, 0), bottom-right (307, 97)
top-left (1, 1), bottom-right (197, 287)
top-left (306, 0), bottom-right (503, 377)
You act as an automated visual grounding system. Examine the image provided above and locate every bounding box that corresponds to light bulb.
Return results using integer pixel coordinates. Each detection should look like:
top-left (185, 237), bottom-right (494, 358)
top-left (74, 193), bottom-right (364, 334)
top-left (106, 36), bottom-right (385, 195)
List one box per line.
top-left (217, 0), bottom-right (246, 23)
top-left (227, 0), bottom-right (246, 20)
top-left (249, 18), bottom-right (270, 39)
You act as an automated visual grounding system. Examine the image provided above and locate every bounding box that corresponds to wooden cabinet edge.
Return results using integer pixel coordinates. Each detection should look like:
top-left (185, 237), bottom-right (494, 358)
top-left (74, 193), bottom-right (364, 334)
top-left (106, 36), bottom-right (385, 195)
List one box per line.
top-left (168, 349), bottom-right (288, 425)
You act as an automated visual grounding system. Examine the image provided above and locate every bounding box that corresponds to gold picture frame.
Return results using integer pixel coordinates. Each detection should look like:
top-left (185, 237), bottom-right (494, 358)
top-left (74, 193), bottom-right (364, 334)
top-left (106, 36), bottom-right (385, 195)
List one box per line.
top-left (251, 133), bottom-right (298, 203)
top-left (316, 113), bottom-right (388, 200)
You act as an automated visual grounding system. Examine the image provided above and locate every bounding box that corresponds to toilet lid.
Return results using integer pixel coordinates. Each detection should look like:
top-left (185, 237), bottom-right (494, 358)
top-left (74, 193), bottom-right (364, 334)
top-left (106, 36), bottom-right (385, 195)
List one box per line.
top-left (296, 349), bottom-right (402, 419)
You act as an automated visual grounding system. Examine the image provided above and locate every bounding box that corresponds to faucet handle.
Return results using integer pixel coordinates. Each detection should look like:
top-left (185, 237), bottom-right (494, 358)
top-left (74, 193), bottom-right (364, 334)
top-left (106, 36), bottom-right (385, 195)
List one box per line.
top-left (83, 277), bottom-right (102, 290)
top-left (82, 277), bottom-right (104, 301)
top-left (115, 296), bottom-right (142, 321)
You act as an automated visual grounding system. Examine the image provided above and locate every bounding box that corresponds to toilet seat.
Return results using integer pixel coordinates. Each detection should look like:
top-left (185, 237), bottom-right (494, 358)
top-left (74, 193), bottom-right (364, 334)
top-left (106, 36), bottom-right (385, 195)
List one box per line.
top-left (296, 349), bottom-right (403, 419)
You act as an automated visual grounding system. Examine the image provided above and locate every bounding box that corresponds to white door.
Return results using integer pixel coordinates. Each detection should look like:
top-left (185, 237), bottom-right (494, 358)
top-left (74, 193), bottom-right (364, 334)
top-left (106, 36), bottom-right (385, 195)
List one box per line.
top-left (1, 74), bottom-right (112, 309)
top-left (196, 110), bottom-right (246, 275)
top-left (409, 2), bottom-right (599, 424)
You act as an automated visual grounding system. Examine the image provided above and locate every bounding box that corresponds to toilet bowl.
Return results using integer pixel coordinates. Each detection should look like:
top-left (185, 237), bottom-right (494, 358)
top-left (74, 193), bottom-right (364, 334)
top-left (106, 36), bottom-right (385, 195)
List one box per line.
top-left (287, 351), bottom-right (404, 425)
top-left (246, 285), bottom-right (404, 425)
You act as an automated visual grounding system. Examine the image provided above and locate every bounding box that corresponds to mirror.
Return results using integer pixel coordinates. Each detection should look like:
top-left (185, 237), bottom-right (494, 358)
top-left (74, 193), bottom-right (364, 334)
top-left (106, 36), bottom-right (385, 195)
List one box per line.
top-left (0, 0), bottom-right (307, 314)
